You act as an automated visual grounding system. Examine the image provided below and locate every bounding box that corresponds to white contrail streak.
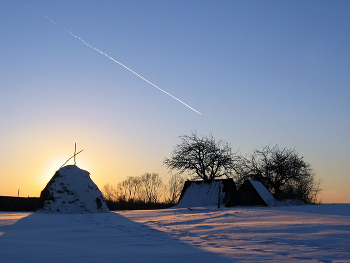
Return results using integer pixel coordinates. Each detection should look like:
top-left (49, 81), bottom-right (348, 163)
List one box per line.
top-left (46, 17), bottom-right (202, 115)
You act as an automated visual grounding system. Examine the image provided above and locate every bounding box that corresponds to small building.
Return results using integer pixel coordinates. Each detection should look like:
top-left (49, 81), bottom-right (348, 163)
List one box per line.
top-left (227, 180), bottom-right (275, 207)
top-left (177, 178), bottom-right (237, 208)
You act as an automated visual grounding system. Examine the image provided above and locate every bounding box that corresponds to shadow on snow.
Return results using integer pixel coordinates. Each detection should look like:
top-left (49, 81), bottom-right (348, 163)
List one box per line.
top-left (0, 211), bottom-right (232, 263)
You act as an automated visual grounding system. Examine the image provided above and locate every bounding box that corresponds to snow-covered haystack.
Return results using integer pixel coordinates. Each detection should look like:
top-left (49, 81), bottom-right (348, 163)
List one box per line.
top-left (37, 165), bottom-right (109, 213)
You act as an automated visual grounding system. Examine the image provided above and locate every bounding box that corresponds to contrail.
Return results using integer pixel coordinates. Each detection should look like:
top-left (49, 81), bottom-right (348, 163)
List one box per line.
top-left (46, 17), bottom-right (202, 115)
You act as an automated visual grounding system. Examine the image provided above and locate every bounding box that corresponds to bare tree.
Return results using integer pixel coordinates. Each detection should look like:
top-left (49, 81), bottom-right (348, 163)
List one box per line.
top-left (234, 145), bottom-right (321, 203)
top-left (121, 176), bottom-right (142, 201)
top-left (102, 183), bottom-right (117, 202)
top-left (164, 132), bottom-right (238, 182)
top-left (140, 173), bottom-right (164, 203)
top-left (165, 174), bottom-right (185, 205)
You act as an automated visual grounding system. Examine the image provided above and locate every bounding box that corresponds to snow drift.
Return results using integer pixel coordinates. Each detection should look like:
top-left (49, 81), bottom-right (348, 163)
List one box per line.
top-left (37, 165), bottom-right (109, 213)
top-left (1, 204), bottom-right (350, 262)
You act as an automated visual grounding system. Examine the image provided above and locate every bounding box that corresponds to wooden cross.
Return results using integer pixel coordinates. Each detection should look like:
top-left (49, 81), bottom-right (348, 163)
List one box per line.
top-left (59, 143), bottom-right (84, 169)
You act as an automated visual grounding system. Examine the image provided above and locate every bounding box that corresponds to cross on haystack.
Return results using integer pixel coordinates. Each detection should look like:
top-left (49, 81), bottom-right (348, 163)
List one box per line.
top-left (59, 143), bottom-right (84, 169)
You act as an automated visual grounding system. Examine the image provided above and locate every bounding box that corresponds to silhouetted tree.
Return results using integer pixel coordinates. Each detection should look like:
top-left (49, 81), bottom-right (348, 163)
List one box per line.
top-left (102, 183), bottom-right (117, 202)
top-left (164, 132), bottom-right (238, 182)
top-left (102, 173), bottom-right (170, 210)
top-left (121, 176), bottom-right (142, 202)
top-left (140, 173), bottom-right (163, 203)
top-left (165, 174), bottom-right (185, 205)
top-left (234, 145), bottom-right (321, 203)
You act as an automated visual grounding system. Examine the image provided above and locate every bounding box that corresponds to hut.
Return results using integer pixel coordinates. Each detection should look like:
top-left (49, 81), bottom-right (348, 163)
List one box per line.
top-left (227, 180), bottom-right (275, 207)
top-left (177, 178), bottom-right (237, 208)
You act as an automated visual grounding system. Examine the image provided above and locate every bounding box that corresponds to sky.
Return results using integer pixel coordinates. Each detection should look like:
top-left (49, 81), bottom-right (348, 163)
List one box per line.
top-left (1, 0), bottom-right (349, 203)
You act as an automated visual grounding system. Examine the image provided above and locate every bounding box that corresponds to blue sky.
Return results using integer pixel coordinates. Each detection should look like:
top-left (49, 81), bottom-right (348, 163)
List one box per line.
top-left (1, 0), bottom-right (349, 202)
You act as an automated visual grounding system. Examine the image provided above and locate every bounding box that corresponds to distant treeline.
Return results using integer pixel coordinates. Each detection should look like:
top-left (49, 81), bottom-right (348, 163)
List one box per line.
top-left (105, 199), bottom-right (173, 210)
top-left (0, 196), bottom-right (174, 211)
top-left (0, 196), bottom-right (39, 212)
top-left (102, 173), bottom-right (186, 210)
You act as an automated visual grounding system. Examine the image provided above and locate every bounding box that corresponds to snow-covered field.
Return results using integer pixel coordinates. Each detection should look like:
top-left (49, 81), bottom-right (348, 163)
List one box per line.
top-left (1, 204), bottom-right (349, 262)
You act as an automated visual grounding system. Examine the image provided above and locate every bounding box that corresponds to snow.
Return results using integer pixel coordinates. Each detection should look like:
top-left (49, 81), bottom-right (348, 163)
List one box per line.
top-left (1, 204), bottom-right (349, 262)
top-left (249, 180), bottom-right (276, 205)
top-left (37, 165), bottom-right (109, 213)
top-left (176, 181), bottom-right (225, 208)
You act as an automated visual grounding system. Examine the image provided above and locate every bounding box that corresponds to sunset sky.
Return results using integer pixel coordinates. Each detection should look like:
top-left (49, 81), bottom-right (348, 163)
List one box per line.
top-left (1, 0), bottom-right (349, 203)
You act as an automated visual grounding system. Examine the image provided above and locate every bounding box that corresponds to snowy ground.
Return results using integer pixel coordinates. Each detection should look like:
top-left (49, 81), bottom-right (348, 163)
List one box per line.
top-left (1, 204), bottom-right (349, 262)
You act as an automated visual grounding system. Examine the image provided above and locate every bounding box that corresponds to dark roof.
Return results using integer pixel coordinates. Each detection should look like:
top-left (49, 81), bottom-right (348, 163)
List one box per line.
top-left (226, 180), bottom-right (275, 207)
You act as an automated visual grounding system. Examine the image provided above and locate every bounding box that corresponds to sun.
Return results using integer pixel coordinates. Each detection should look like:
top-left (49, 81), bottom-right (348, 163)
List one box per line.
top-left (38, 152), bottom-right (93, 183)
top-left (36, 156), bottom-right (67, 186)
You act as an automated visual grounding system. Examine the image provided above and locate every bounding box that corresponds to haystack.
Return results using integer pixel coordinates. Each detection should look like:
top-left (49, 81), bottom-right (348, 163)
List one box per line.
top-left (37, 165), bottom-right (109, 213)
